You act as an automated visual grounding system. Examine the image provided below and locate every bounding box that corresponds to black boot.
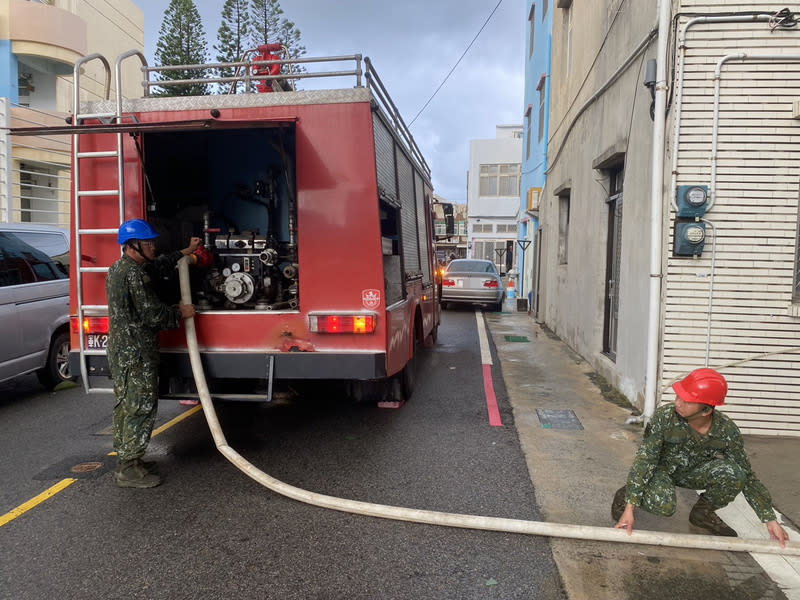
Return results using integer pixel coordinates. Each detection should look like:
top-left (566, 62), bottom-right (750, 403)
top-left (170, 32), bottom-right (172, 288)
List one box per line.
top-left (611, 486), bottom-right (627, 521)
top-left (689, 494), bottom-right (737, 537)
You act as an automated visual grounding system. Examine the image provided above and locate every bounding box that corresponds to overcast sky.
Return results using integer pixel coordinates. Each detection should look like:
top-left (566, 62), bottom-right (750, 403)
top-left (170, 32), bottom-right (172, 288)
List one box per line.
top-left (133, 0), bottom-right (525, 203)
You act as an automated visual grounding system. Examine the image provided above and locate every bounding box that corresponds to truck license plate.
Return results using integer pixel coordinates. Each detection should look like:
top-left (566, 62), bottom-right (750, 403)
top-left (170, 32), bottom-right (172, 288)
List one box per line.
top-left (87, 334), bottom-right (108, 349)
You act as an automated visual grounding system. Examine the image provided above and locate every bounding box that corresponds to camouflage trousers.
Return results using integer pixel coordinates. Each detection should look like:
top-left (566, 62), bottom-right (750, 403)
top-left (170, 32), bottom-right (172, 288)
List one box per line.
top-left (111, 360), bottom-right (159, 462)
top-left (637, 459), bottom-right (746, 516)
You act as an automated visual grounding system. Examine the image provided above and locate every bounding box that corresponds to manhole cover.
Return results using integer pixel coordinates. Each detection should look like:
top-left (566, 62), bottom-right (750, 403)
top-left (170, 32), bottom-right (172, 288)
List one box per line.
top-left (71, 462), bottom-right (103, 473)
top-left (504, 335), bottom-right (529, 342)
top-left (536, 409), bottom-right (584, 430)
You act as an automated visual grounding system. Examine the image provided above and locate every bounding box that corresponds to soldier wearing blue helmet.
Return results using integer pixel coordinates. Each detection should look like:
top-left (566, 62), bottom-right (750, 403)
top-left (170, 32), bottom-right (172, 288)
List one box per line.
top-left (106, 219), bottom-right (204, 488)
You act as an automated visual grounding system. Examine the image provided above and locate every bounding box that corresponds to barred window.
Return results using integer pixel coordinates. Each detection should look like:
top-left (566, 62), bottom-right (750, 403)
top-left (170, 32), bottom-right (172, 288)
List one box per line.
top-left (479, 164), bottom-right (520, 197)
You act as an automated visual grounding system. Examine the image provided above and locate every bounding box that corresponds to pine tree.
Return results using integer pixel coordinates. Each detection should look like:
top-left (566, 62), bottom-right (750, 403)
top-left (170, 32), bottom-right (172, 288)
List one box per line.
top-left (276, 17), bottom-right (306, 67)
top-left (215, 0), bottom-right (251, 93)
top-left (154, 0), bottom-right (209, 96)
top-left (249, 0), bottom-right (306, 80)
top-left (249, 0), bottom-right (283, 47)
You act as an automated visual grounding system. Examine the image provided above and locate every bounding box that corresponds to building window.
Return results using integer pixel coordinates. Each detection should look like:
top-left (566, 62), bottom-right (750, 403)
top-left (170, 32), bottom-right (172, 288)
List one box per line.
top-left (537, 75), bottom-right (547, 142)
top-left (528, 4), bottom-right (536, 58)
top-left (473, 223), bottom-right (494, 233)
top-left (525, 104), bottom-right (533, 161)
top-left (558, 192), bottom-right (570, 264)
top-left (479, 164), bottom-right (521, 197)
top-left (496, 224), bottom-right (518, 234)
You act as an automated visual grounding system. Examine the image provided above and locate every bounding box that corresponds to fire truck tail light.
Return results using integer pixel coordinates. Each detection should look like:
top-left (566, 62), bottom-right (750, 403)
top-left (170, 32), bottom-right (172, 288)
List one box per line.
top-left (442, 279), bottom-right (455, 287)
top-left (483, 280), bottom-right (499, 288)
top-left (71, 316), bottom-right (110, 334)
top-left (309, 314), bottom-right (376, 334)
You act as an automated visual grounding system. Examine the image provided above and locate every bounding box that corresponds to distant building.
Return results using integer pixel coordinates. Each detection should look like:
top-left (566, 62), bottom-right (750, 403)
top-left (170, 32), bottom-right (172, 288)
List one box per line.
top-left (467, 125), bottom-right (522, 274)
top-left (1, 0), bottom-right (144, 224)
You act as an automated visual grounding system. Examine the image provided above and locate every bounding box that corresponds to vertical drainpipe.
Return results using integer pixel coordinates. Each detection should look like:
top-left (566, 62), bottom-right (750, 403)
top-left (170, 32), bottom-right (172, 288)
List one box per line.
top-left (0, 97), bottom-right (10, 222)
top-left (643, 0), bottom-right (673, 422)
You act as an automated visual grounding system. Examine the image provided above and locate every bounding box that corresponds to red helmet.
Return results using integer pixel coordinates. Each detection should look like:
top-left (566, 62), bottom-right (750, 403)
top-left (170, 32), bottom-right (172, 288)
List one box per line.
top-left (672, 368), bottom-right (727, 406)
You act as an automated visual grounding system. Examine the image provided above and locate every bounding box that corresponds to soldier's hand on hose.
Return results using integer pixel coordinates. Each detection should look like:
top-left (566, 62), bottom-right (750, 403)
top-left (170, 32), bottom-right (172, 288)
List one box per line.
top-left (767, 520), bottom-right (789, 548)
top-left (615, 504), bottom-right (636, 536)
top-left (179, 301), bottom-right (196, 320)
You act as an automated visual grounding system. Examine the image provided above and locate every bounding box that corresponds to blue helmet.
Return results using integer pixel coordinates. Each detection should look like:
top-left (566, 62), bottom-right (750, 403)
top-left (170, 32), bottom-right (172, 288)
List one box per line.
top-left (118, 219), bottom-right (159, 245)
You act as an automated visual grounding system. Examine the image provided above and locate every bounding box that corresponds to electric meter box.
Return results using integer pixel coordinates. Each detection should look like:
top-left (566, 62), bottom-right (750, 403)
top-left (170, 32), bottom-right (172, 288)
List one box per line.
top-left (677, 185), bottom-right (709, 218)
top-left (673, 220), bottom-right (706, 257)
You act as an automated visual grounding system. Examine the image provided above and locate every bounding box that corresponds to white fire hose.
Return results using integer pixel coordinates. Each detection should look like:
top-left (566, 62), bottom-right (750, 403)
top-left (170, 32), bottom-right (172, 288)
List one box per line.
top-left (178, 257), bottom-right (798, 556)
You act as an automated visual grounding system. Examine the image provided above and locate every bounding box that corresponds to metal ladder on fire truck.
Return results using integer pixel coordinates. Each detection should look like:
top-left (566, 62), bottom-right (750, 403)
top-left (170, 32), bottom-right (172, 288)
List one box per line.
top-left (72, 50), bottom-right (148, 393)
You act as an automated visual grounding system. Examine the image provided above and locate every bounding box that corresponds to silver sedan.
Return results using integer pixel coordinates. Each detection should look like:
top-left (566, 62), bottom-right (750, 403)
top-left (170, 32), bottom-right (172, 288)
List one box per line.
top-left (440, 259), bottom-right (505, 311)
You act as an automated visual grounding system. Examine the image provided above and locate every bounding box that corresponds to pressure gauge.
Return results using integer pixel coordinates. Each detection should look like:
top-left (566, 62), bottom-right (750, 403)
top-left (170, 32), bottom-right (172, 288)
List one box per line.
top-left (231, 262), bottom-right (241, 272)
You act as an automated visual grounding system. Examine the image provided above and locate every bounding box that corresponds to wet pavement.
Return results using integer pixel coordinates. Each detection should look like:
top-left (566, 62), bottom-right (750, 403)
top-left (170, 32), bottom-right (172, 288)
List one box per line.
top-left (484, 306), bottom-right (800, 600)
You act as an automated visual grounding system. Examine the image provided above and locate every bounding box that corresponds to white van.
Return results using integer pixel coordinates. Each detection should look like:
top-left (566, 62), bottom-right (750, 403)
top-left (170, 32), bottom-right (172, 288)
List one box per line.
top-left (0, 223), bottom-right (72, 388)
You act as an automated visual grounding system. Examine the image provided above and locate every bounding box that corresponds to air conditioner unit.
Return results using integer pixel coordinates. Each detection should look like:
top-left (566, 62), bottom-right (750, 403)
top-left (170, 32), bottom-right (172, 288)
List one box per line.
top-left (527, 187), bottom-right (542, 212)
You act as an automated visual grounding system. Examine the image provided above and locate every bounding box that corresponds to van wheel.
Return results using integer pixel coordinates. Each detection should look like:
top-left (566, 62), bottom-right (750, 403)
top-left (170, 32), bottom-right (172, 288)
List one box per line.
top-left (37, 331), bottom-right (74, 389)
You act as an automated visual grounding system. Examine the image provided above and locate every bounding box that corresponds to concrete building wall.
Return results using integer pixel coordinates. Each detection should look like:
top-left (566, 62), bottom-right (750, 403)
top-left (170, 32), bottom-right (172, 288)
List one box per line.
top-left (56, 0), bottom-right (145, 107)
top-left (540, 0), bottom-right (800, 435)
top-left (1, 0), bottom-right (143, 224)
top-left (539, 0), bottom-right (658, 404)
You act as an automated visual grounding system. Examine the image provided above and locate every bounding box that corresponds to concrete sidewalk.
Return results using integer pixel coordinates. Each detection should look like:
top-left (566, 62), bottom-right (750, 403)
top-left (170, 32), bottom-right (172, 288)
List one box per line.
top-left (484, 309), bottom-right (800, 600)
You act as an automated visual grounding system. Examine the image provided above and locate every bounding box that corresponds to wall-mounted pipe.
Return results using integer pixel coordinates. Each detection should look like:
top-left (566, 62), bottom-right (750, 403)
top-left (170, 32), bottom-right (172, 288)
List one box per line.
top-left (177, 256), bottom-right (797, 555)
top-left (647, 14), bottom-right (772, 422)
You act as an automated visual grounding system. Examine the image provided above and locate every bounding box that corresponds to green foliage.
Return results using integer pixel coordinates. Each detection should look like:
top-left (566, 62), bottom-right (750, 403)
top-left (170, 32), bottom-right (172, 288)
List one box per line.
top-left (154, 0), bottom-right (210, 96)
top-left (249, 0), bottom-right (283, 47)
top-left (249, 0), bottom-right (306, 77)
top-left (215, 0), bottom-right (252, 93)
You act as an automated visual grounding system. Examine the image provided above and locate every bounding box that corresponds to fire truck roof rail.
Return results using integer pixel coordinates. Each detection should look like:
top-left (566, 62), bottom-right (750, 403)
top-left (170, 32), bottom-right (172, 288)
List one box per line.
top-left (363, 57), bottom-right (431, 179)
top-left (140, 53), bottom-right (364, 96)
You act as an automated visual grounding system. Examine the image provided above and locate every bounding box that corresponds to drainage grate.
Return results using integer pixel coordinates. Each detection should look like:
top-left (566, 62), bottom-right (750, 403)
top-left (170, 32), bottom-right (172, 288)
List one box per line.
top-left (536, 409), bottom-right (584, 430)
top-left (504, 335), bottom-right (530, 343)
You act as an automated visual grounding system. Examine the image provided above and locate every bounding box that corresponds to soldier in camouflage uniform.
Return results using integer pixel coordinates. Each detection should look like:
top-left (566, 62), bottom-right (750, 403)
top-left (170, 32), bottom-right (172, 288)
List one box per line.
top-left (612, 368), bottom-right (789, 547)
top-left (107, 219), bottom-right (203, 488)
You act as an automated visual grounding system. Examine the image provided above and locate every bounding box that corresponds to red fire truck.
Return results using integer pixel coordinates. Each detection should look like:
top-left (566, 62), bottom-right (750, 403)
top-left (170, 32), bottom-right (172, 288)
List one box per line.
top-left (20, 49), bottom-right (448, 404)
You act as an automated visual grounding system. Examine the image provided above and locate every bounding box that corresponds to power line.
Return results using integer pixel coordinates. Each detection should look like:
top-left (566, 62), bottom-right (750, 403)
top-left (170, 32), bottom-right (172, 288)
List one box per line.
top-left (408, 0), bottom-right (504, 127)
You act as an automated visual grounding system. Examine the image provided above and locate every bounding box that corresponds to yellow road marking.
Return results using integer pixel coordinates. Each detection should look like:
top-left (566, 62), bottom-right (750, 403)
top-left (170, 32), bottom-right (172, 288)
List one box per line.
top-left (108, 404), bottom-right (204, 456)
top-left (151, 404), bottom-right (203, 437)
top-left (2, 405), bottom-right (203, 528)
top-left (0, 478), bottom-right (77, 528)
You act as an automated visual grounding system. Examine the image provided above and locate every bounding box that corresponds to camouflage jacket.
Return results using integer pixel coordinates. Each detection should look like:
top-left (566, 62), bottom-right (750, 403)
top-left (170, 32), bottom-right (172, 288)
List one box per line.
top-left (106, 251), bottom-right (184, 369)
top-left (625, 404), bottom-right (776, 522)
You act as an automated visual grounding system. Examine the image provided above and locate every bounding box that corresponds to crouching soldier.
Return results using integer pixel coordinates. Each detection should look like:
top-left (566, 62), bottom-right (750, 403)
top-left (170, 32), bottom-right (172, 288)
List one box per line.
top-left (612, 368), bottom-right (789, 547)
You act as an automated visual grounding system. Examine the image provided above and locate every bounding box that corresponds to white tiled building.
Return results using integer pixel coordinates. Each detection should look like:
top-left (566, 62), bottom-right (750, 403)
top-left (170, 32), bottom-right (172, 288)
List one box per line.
top-left (467, 125), bottom-right (522, 274)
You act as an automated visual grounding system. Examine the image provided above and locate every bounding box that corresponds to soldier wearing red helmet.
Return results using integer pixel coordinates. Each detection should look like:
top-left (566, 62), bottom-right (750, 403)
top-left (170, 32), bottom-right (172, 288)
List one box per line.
top-left (612, 368), bottom-right (789, 547)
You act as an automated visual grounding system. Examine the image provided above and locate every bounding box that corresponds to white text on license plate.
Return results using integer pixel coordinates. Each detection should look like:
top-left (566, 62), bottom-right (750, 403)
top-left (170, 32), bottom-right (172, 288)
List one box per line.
top-left (87, 334), bottom-right (108, 349)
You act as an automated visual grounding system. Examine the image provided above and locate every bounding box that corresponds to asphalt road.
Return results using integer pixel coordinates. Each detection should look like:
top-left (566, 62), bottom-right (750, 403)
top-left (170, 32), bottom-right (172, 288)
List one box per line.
top-left (0, 309), bottom-right (565, 600)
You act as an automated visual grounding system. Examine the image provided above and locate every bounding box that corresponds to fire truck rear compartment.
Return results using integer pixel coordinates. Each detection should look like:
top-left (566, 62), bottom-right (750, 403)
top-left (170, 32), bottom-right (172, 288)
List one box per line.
top-left (142, 125), bottom-right (298, 312)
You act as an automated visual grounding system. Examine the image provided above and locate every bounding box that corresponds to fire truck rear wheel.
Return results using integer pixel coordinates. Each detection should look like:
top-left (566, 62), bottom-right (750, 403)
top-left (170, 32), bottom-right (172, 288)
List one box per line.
top-left (396, 330), bottom-right (419, 402)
